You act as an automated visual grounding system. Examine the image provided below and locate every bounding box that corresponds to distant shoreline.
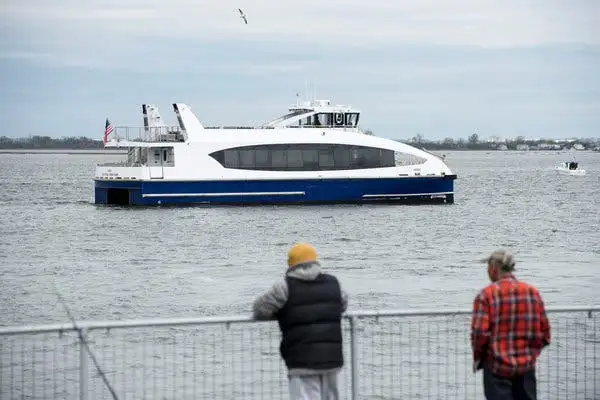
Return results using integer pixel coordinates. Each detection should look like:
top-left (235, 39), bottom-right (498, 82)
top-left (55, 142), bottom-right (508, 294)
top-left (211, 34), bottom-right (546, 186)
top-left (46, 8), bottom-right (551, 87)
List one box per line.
top-left (3, 133), bottom-right (598, 153)
top-left (0, 149), bottom-right (128, 155)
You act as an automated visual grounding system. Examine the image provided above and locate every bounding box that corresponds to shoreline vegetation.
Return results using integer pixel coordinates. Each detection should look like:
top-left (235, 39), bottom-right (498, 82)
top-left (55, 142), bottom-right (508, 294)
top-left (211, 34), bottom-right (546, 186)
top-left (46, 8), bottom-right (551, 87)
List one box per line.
top-left (1, 134), bottom-right (599, 152)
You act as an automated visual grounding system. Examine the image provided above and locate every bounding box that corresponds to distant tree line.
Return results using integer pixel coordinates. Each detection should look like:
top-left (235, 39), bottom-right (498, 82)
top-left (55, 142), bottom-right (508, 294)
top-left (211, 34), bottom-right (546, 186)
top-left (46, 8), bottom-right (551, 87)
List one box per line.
top-left (0, 136), bottom-right (103, 149)
top-left (390, 133), bottom-right (599, 151)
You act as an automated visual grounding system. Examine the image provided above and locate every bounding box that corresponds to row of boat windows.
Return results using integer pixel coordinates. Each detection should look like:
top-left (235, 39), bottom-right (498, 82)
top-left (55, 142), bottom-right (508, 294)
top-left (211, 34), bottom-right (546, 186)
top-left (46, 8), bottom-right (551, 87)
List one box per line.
top-left (209, 144), bottom-right (396, 171)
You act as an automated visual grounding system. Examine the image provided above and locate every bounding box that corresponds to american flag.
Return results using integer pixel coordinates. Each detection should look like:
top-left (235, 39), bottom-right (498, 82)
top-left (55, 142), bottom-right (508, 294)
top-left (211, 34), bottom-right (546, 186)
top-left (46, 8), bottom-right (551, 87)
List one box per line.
top-left (102, 118), bottom-right (113, 145)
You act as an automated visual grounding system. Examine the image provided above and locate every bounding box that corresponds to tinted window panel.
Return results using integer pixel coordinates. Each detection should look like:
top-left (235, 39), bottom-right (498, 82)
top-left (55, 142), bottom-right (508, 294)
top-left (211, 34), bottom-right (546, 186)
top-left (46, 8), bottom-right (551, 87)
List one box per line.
top-left (361, 148), bottom-right (380, 168)
top-left (334, 147), bottom-right (350, 168)
top-left (381, 150), bottom-right (394, 166)
top-left (319, 150), bottom-right (334, 168)
top-left (302, 150), bottom-right (319, 169)
top-left (287, 149), bottom-right (303, 168)
top-left (255, 149), bottom-right (270, 167)
top-left (272, 150), bottom-right (286, 168)
top-left (209, 143), bottom-right (396, 171)
top-left (223, 150), bottom-right (239, 168)
top-left (239, 150), bottom-right (254, 167)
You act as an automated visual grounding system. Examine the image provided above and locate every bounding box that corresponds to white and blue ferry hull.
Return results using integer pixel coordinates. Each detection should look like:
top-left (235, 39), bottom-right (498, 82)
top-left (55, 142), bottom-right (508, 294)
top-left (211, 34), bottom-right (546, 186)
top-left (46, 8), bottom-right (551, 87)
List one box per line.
top-left (94, 175), bottom-right (456, 206)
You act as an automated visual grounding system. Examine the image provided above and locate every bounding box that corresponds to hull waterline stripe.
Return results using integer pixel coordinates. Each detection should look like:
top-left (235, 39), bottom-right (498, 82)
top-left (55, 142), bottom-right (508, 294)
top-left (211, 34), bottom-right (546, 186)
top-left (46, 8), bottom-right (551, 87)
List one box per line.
top-left (142, 191), bottom-right (305, 198)
top-left (362, 192), bottom-right (453, 198)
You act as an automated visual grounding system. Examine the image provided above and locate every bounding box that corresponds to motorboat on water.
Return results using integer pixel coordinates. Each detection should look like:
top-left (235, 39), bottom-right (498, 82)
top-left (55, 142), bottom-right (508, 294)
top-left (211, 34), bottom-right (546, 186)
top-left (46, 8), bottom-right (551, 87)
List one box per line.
top-left (555, 161), bottom-right (586, 176)
top-left (94, 98), bottom-right (457, 206)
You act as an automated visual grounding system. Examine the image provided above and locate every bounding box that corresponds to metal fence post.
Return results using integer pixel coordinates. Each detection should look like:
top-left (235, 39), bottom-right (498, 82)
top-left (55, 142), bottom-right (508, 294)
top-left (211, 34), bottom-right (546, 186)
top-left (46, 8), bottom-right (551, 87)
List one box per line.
top-left (79, 328), bottom-right (89, 400)
top-left (349, 315), bottom-right (359, 400)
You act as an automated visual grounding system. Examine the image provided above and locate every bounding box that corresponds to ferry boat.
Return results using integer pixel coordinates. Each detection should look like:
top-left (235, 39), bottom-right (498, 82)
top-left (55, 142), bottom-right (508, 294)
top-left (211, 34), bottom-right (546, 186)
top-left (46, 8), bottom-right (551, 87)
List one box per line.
top-left (94, 99), bottom-right (457, 206)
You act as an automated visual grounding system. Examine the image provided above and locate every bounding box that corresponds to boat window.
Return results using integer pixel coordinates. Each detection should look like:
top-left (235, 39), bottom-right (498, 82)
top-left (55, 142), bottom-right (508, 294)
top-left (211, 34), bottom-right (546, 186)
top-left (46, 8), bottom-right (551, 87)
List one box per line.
top-left (209, 143), bottom-right (398, 171)
top-left (302, 149), bottom-right (319, 169)
top-left (345, 113), bottom-right (358, 127)
top-left (382, 149), bottom-right (395, 166)
top-left (127, 147), bottom-right (140, 165)
top-left (287, 149), bottom-right (303, 168)
top-left (319, 150), bottom-right (335, 168)
top-left (267, 109), bottom-right (309, 126)
top-left (296, 112), bottom-right (361, 128)
top-left (394, 151), bottom-right (427, 166)
top-left (272, 150), bottom-right (287, 168)
top-left (334, 147), bottom-right (350, 168)
top-left (333, 113), bottom-right (345, 126)
top-left (319, 113), bottom-right (332, 126)
top-left (255, 149), bottom-right (270, 168)
top-left (152, 149), bottom-right (161, 164)
top-left (224, 150), bottom-right (239, 168)
top-left (239, 150), bottom-right (254, 167)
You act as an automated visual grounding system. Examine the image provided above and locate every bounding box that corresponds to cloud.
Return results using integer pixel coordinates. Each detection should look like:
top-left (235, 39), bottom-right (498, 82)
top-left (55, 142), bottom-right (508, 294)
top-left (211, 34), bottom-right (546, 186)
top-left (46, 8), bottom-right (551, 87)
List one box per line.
top-left (1, 1), bottom-right (599, 139)
top-left (1, 41), bottom-right (598, 139)
top-left (2, 1), bottom-right (599, 55)
top-left (2, 0), bottom-right (599, 72)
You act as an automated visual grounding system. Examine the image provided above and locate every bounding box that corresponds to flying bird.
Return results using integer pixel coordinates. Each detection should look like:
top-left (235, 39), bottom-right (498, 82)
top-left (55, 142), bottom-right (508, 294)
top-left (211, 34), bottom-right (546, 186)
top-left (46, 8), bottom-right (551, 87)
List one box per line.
top-left (238, 8), bottom-right (248, 24)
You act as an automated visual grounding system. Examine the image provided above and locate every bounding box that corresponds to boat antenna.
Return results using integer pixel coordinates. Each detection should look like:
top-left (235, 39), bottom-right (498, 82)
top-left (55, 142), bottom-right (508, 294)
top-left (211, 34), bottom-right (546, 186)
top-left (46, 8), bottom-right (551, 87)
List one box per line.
top-left (54, 286), bottom-right (120, 400)
top-left (305, 78), bottom-right (309, 102)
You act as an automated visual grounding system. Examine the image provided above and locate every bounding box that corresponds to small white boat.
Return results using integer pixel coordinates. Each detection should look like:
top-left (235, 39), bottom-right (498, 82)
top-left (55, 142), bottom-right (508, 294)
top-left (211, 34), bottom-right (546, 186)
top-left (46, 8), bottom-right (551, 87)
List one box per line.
top-left (555, 161), bottom-right (586, 176)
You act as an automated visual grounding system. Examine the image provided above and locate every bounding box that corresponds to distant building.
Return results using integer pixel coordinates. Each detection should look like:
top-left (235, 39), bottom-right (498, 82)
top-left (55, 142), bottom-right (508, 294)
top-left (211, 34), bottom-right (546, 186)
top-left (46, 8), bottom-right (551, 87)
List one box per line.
top-left (535, 143), bottom-right (562, 150)
top-left (516, 144), bottom-right (529, 151)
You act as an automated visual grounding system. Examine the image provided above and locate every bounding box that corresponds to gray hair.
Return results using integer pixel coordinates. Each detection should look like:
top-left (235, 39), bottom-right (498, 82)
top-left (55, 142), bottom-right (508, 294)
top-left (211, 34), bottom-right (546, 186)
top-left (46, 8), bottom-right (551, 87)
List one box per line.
top-left (484, 250), bottom-right (516, 272)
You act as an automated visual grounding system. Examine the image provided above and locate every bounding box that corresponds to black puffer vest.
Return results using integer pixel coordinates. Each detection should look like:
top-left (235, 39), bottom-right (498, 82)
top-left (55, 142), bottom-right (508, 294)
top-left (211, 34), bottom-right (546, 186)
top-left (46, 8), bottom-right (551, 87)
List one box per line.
top-left (276, 273), bottom-right (344, 370)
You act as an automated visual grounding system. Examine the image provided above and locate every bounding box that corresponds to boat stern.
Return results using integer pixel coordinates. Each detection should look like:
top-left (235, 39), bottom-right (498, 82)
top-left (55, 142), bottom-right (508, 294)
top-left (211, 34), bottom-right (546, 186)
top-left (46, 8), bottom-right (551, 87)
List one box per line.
top-left (94, 165), bottom-right (146, 205)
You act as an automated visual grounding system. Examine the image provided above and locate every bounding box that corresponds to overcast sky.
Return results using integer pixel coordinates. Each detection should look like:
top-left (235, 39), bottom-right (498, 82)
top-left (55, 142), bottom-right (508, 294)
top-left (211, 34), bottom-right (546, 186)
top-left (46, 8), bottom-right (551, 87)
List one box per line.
top-left (1, 0), bottom-right (599, 140)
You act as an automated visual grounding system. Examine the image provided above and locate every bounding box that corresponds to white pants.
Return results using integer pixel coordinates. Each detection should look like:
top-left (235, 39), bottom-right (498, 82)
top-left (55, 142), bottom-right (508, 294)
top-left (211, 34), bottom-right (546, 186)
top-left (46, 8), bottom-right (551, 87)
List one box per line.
top-left (288, 372), bottom-right (340, 400)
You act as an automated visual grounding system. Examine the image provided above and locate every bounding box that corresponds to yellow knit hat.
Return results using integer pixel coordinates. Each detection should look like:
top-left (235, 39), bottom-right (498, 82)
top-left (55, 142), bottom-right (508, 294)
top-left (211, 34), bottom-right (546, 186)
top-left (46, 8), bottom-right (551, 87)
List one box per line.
top-left (287, 242), bottom-right (318, 267)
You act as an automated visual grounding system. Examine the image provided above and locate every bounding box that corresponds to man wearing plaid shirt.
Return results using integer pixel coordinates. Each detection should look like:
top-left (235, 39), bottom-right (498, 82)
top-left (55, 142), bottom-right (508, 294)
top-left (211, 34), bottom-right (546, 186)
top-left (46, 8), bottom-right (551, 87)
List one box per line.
top-left (471, 250), bottom-right (551, 400)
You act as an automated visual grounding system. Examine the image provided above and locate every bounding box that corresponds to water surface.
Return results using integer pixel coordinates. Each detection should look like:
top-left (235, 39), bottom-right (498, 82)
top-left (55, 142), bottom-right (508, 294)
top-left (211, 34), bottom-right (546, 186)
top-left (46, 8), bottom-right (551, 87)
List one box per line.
top-left (0, 150), bottom-right (598, 326)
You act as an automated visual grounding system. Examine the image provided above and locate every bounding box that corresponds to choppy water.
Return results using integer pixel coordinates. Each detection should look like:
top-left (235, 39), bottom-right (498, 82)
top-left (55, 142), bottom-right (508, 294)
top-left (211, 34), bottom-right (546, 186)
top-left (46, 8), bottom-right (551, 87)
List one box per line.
top-left (0, 150), bottom-right (599, 326)
top-left (0, 150), bottom-right (599, 399)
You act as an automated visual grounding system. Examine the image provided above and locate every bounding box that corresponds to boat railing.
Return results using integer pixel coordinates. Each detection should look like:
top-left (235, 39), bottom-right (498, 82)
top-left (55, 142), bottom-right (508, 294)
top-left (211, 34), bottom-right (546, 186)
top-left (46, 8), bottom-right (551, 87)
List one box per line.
top-left (204, 126), bottom-right (276, 130)
top-left (110, 126), bottom-right (362, 139)
top-left (111, 126), bottom-right (186, 143)
top-left (287, 125), bottom-right (361, 131)
top-left (97, 161), bottom-right (131, 167)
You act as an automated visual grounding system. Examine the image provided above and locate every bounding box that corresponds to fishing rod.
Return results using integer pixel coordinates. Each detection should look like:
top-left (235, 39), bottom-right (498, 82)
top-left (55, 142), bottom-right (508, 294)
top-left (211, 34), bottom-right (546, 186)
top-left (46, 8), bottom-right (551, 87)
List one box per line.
top-left (55, 289), bottom-right (120, 400)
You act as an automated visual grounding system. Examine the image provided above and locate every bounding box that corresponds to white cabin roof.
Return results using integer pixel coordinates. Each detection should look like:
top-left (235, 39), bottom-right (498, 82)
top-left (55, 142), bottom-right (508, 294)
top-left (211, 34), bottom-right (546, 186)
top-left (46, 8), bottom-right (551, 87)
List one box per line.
top-left (288, 99), bottom-right (358, 112)
top-left (264, 99), bottom-right (360, 128)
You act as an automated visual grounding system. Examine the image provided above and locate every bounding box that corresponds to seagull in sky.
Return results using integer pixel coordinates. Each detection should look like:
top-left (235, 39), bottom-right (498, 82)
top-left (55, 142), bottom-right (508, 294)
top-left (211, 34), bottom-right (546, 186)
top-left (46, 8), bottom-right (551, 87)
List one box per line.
top-left (238, 8), bottom-right (248, 24)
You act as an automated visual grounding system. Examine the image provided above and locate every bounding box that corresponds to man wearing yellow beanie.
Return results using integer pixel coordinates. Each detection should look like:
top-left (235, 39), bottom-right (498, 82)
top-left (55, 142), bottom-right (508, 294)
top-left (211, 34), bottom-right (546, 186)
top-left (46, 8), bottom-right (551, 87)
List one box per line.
top-left (253, 242), bottom-right (348, 399)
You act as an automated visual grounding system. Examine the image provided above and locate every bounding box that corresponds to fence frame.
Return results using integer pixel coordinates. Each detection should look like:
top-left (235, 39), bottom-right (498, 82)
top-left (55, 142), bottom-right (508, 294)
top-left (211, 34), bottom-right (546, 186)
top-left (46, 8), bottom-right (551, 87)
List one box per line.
top-left (1, 305), bottom-right (598, 400)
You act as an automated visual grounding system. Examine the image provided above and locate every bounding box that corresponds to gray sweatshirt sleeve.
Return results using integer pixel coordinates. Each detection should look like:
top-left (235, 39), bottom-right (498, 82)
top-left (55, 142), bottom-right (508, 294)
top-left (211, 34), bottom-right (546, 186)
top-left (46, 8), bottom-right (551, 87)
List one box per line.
top-left (252, 280), bottom-right (288, 320)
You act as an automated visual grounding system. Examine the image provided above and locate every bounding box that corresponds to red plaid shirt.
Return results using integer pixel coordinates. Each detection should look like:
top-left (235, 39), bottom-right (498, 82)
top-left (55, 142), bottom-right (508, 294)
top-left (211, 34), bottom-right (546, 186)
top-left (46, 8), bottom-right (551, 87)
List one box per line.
top-left (471, 274), bottom-right (551, 377)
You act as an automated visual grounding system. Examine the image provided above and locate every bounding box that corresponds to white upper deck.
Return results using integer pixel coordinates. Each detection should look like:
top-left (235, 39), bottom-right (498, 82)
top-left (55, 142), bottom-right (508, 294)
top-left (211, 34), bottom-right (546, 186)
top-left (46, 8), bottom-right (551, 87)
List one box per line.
top-left (104, 98), bottom-right (362, 146)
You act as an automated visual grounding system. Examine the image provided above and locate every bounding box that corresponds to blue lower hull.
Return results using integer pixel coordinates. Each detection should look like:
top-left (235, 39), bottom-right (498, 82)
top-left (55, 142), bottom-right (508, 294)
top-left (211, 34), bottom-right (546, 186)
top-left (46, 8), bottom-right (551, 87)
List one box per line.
top-left (94, 176), bottom-right (456, 206)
